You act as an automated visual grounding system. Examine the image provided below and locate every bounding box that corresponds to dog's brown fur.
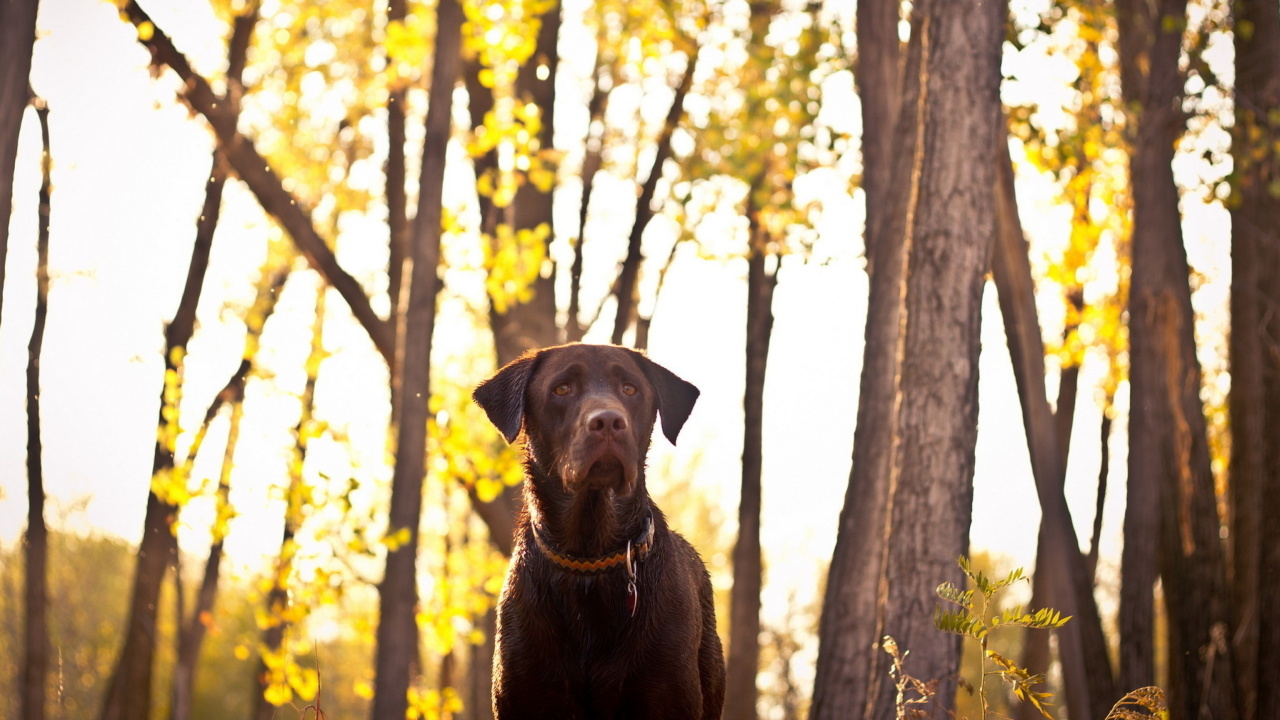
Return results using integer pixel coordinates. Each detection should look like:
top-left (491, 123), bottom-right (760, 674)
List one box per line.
top-left (474, 343), bottom-right (725, 719)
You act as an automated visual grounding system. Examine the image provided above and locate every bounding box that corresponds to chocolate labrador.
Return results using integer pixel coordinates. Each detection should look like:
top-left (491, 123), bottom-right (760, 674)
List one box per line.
top-left (473, 343), bottom-right (725, 719)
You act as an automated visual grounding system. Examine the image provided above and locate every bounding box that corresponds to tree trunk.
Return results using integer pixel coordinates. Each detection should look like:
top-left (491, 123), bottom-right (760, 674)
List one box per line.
top-left (609, 55), bottom-right (696, 345)
top-left (370, 0), bottom-right (461, 714)
top-left (869, 0), bottom-right (1002, 715)
top-left (21, 97), bottom-right (50, 720)
top-left (170, 359), bottom-right (249, 720)
top-left (488, 1), bottom-right (562, 365)
top-left (991, 124), bottom-right (1116, 720)
top-left (809, 1), bottom-right (906, 715)
top-left (1118, 0), bottom-right (1238, 715)
top-left (1231, 2), bottom-right (1280, 719)
top-left (0, 0), bottom-right (39, 329)
top-left (723, 213), bottom-right (778, 720)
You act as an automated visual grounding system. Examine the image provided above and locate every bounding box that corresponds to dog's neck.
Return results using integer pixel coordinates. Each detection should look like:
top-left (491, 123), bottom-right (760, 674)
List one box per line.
top-left (523, 459), bottom-right (651, 559)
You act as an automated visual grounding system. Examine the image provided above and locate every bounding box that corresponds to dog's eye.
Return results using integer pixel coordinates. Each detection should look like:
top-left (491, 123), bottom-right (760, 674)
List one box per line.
top-left (621, 382), bottom-right (638, 396)
top-left (553, 383), bottom-right (572, 396)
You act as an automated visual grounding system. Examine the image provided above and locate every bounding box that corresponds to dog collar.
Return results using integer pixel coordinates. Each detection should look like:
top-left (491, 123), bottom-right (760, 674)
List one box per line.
top-left (530, 513), bottom-right (654, 575)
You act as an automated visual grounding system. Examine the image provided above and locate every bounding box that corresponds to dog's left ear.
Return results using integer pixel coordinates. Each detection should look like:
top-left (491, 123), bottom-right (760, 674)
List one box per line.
top-left (473, 351), bottom-right (539, 443)
top-left (637, 354), bottom-right (700, 445)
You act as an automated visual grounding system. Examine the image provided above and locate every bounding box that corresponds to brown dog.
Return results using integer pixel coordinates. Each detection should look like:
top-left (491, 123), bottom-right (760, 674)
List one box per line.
top-left (473, 343), bottom-right (725, 719)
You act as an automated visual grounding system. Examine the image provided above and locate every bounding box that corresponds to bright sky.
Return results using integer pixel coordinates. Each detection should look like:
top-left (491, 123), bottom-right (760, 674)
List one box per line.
top-left (0, 0), bottom-right (1233, 664)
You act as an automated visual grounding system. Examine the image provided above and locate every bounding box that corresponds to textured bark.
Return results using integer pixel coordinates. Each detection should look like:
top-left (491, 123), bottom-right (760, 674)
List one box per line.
top-left (1119, 0), bottom-right (1237, 714)
top-left (809, 0), bottom-right (907, 715)
top-left (370, 0), bottom-right (460, 714)
top-left (0, 0), bottom-right (39, 329)
top-left (609, 55), bottom-right (696, 345)
top-left (1231, 2), bottom-right (1280, 719)
top-left (991, 129), bottom-right (1116, 720)
top-left (723, 214), bottom-right (778, 720)
top-left (21, 98), bottom-right (50, 720)
top-left (869, 0), bottom-right (1002, 715)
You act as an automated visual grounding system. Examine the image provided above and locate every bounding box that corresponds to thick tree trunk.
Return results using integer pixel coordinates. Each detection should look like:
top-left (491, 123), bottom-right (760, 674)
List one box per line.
top-left (0, 0), bottom-right (39, 329)
top-left (370, 0), bottom-right (460, 715)
top-left (869, 0), bottom-right (1002, 715)
top-left (21, 98), bottom-right (50, 720)
top-left (723, 217), bottom-right (778, 720)
top-left (1231, 3), bottom-right (1280, 719)
top-left (1119, 0), bottom-right (1237, 715)
top-left (991, 127), bottom-right (1116, 720)
top-left (809, 1), bottom-right (907, 715)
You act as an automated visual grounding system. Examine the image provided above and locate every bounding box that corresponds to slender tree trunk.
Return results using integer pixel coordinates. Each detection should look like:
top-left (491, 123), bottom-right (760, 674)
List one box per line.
top-left (254, 286), bottom-right (325, 720)
top-left (566, 65), bottom-right (610, 343)
top-left (723, 213), bottom-right (778, 720)
top-left (488, 1), bottom-right (562, 365)
top-left (21, 97), bottom-right (50, 720)
top-left (812, 4), bottom-right (916, 717)
top-left (991, 124), bottom-right (1116, 720)
top-left (371, 0), bottom-right (461, 714)
top-left (870, 0), bottom-right (1002, 715)
top-left (1231, 3), bottom-right (1280, 720)
top-left (170, 359), bottom-right (249, 720)
top-left (386, 0), bottom-right (410, 424)
top-left (0, 0), bottom-right (40, 329)
top-left (610, 54), bottom-right (696, 345)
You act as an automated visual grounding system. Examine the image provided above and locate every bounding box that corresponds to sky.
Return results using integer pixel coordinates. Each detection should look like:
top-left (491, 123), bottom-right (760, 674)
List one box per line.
top-left (0, 0), bottom-right (1235, 654)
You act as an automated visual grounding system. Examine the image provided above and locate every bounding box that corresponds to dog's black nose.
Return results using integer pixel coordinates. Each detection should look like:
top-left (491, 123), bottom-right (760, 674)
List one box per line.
top-left (586, 409), bottom-right (628, 436)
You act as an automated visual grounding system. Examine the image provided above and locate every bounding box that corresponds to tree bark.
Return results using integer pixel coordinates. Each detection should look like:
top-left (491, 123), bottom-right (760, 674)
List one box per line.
top-left (991, 125), bottom-right (1116, 720)
top-left (1119, 0), bottom-right (1237, 714)
top-left (812, 3), bottom-right (915, 716)
top-left (869, 0), bottom-right (1002, 715)
top-left (370, 0), bottom-right (461, 714)
top-left (0, 0), bottom-right (39, 331)
top-left (21, 97), bottom-right (50, 720)
top-left (1231, 2), bottom-right (1280, 719)
top-left (723, 210), bottom-right (778, 720)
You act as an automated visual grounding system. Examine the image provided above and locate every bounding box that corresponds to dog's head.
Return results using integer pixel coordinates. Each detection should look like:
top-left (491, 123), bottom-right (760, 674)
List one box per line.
top-left (473, 343), bottom-right (699, 495)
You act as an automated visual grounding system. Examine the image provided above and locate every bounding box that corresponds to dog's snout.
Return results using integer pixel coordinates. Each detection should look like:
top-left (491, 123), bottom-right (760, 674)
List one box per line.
top-left (586, 408), bottom-right (628, 437)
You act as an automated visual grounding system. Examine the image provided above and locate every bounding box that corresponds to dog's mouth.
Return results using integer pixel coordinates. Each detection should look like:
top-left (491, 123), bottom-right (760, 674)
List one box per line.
top-left (560, 442), bottom-right (638, 492)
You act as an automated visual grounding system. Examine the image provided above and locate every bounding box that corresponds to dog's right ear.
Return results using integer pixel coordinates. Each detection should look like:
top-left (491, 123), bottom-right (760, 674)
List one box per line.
top-left (473, 352), bottom-right (539, 444)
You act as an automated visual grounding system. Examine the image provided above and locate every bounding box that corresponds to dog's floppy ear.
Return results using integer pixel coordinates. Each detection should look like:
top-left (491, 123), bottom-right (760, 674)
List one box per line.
top-left (637, 354), bottom-right (700, 445)
top-left (473, 352), bottom-right (539, 444)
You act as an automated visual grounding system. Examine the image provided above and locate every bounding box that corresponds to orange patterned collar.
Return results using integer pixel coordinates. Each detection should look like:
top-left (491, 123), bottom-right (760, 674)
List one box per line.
top-left (530, 514), bottom-right (654, 575)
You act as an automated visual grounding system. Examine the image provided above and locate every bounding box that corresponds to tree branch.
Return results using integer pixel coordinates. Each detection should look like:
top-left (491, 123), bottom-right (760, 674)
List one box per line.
top-left (118, 1), bottom-right (394, 364)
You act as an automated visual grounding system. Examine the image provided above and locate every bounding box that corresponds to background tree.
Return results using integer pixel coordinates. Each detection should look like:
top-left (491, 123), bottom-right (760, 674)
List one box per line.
top-left (1116, 0), bottom-right (1237, 714)
top-left (867, 0), bottom-right (1003, 717)
top-left (1229, 0), bottom-right (1280, 718)
top-left (21, 96), bottom-right (50, 720)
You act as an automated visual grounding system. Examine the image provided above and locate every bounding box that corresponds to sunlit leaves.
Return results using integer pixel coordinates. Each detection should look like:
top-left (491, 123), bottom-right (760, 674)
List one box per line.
top-left (934, 556), bottom-right (1068, 719)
